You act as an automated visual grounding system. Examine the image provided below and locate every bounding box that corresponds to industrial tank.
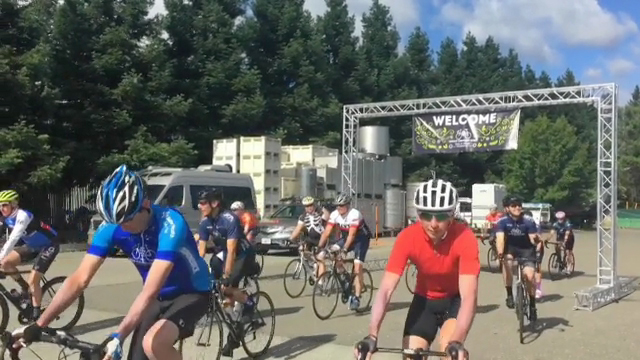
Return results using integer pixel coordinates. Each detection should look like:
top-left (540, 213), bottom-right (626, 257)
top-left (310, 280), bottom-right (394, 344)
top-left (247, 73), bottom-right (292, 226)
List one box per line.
top-left (384, 188), bottom-right (406, 229)
top-left (405, 182), bottom-right (422, 221)
top-left (300, 166), bottom-right (318, 198)
top-left (384, 156), bottom-right (403, 186)
top-left (358, 126), bottom-right (390, 156)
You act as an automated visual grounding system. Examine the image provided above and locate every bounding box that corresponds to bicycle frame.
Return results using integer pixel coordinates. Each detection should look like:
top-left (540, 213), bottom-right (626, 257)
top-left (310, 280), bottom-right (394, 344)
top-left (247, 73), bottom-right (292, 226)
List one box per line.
top-left (0, 270), bottom-right (49, 311)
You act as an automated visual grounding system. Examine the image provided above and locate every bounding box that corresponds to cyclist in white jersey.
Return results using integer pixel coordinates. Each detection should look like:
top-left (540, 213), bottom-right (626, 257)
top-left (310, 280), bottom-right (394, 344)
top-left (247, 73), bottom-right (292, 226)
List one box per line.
top-left (317, 193), bottom-right (371, 310)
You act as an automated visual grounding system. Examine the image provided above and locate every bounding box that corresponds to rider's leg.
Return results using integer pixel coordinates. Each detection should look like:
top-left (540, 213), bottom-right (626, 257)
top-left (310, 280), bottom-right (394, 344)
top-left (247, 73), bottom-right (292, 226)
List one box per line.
top-left (438, 296), bottom-right (462, 352)
top-left (402, 294), bottom-right (437, 359)
top-left (30, 244), bottom-right (59, 319)
top-left (352, 238), bottom-right (370, 298)
top-left (142, 293), bottom-right (209, 360)
top-left (534, 242), bottom-right (544, 297)
top-left (1, 249), bottom-right (30, 291)
top-left (502, 251), bottom-right (514, 306)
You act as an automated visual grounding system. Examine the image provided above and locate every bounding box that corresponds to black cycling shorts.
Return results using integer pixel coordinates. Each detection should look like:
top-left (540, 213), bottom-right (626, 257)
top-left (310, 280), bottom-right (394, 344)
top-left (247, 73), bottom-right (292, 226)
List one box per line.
top-left (506, 245), bottom-right (537, 268)
top-left (403, 294), bottom-right (461, 344)
top-left (563, 235), bottom-right (575, 251)
top-left (15, 244), bottom-right (59, 274)
top-left (210, 251), bottom-right (257, 288)
top-left (128, 292), bottom-right (210, 360)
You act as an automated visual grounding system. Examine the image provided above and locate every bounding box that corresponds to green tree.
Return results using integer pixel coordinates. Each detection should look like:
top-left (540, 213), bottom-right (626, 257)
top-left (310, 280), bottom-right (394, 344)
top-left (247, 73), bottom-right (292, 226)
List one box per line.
top-left (433, 37), bottom-right (461, 96)
top-left (619, 105), bottom-right (640, 201)
top-left (629, 85), bottom-right (640, 106)
top-left (503, 116), bottom-right (591, 207)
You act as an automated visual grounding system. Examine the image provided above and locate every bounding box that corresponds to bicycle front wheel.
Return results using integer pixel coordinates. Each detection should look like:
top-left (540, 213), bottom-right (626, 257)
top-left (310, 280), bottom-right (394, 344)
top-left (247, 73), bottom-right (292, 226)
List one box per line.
top-left (487, 246), bottom-right (499, 273)
top-left (547, 253), bottom-right (560, 281)
top-left (515, 284), bottom-right (525, 344)
top-left (283, 259), bottom-right (307, 299)
top-left (0, 295), bottom-right (10, 333)
top-left (242, 291), bottom-right (276, 358)
top-left (256, 253), bottom-right (264, 277)
top-left (566, 253), bottom-right (575, 276)
top-left (312, 272), bottom-right (340, 320)
top-left (354, 268), bottom-right (374, 313)
top-left (42, 276), bottom-right (84, 330)
top-left (404, 263), bottom-right (417, 294)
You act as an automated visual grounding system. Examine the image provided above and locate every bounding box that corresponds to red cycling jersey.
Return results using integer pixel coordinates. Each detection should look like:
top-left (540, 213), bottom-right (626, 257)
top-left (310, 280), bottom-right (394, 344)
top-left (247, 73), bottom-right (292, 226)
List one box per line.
top-left (386, 221), bottom-right (480, 299)
top-left (486, 213), bottom-right (503, 224)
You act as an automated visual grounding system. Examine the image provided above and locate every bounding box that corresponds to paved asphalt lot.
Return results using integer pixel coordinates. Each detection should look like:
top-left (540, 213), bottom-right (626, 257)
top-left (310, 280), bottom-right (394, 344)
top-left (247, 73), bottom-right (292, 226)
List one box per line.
top-left (2, 230), bottom-right (639, 359)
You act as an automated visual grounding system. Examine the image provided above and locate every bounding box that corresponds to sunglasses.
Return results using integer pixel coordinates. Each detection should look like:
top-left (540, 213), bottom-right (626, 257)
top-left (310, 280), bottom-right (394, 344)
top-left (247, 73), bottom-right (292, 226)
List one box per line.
top-left (198, 200), bottom-right (210, 206)
top-left (508, 203), bottom-right (523, 208)
top-left (418, 211), bottom-right (452, 222)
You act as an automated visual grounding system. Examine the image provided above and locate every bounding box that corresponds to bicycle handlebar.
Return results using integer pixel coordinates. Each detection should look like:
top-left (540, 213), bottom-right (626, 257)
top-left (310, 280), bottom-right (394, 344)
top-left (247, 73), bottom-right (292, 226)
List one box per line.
top-left (356, 342), bottom-right (449, 359)
top-left (0, 329), bottom-right (107, 360)
top-left (543, 239), bottom-right (564, 249)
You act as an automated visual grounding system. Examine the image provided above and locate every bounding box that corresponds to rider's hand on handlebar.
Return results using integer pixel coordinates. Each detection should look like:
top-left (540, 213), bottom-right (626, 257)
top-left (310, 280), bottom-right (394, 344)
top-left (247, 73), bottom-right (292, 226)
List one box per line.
top-left (11, 323), bottom-right (42, 348)
top-left (354, 335), bottom-right (377, 360)
top-left (445, 341), bottom-right (469, 360)
top-left (103, 333), bottom-right (123, 360)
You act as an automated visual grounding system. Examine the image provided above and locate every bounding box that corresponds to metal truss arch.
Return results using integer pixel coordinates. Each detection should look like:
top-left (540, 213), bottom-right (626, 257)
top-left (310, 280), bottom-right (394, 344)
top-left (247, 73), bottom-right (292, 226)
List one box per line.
top-left (341, 83), bottom-right (634, 311)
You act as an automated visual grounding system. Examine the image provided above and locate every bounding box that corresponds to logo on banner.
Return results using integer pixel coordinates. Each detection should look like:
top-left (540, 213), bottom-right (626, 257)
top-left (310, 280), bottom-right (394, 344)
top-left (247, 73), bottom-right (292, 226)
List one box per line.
top-left (412, 109), bottom-right (521, 154)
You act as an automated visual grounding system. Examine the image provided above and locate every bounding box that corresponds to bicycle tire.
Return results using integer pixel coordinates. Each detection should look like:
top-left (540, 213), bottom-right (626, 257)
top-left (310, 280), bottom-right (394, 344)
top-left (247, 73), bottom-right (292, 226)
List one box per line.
top-left (547, 253), bottom-right (560, 281)
top-left (404, 263), bottom-right (416, 294)
top-left (283, 259), bottom-right (307, 299)
top-left (566, 253), bottom-right (575, 276)
top-left (0, 296), bottom-right (9, 334)
top-left (487, 246), bottom-right (498, 273)
top-left (312, 272), bottom-right (339, 320)
top-left (354, 268), bottom-right (374, 313)
top-left (182, 303), bottom-right (224, 360)
top-left (516, 284), bottom-right (525, 344)
top-left (42, 276), bottom-right (84, 331)
top-left (256, 253), bottom-right (264, 277)
top-left (241, 291), bottom-right (276, 358)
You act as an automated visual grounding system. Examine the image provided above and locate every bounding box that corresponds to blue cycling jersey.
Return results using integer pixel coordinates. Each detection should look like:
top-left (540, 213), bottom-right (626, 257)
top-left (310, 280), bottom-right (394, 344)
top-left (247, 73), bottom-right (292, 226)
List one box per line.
top-left (88, 205), bottom-right (211, 298)
top-left (552, 221), bottom-right (573, 240)
top-left (197, 210), bottom-right (252, 261)
top-left (496, 215), bottom-right (538, 248)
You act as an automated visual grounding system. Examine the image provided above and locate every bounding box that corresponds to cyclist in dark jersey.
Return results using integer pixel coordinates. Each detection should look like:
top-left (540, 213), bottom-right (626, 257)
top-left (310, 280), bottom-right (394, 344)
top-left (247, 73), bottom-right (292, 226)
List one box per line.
top-left (0, 190), bottom-right (59, 321)
top-left (10, 165), bottom-right (211, 360)
top-left (289, 196), bottom-right (326, 249)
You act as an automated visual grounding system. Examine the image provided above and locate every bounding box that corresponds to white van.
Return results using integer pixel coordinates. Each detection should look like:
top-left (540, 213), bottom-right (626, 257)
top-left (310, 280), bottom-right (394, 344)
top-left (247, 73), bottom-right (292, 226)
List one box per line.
top-left (87, 165), bottom-right (257, 246)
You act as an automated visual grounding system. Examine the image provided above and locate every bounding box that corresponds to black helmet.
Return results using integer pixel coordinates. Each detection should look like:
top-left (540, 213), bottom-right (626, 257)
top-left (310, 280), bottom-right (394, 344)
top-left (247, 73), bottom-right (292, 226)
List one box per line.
top-left (198, 188), bottom-right (223, 203)
top-left (503, 195), bottom-right (523, 207)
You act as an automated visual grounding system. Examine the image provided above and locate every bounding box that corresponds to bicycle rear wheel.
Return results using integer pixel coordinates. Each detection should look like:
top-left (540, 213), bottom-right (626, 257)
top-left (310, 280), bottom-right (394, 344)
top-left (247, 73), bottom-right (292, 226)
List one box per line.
top-left (42, 276), bottom-right (84, 330)
top-left (0, 296), bottom-right (9, 334)
top-left (312, 272), bottom-right (340, 320)
top-left (404, 263), bottom-right (417, 294)
top-left (180, 303), bottom-right (224, 360)
top-left (241, 291), bottom-right (275, 358)
top-left (283, 259), bottom-right (307, 299)
top-left (515, 284), bottom-right (525, 344)
top-left (256, 253), bottom-right (264, 277)
top-left (547, 253), bottom-right (561, 281)
top-left (353, 268), bottom-right (374, 313)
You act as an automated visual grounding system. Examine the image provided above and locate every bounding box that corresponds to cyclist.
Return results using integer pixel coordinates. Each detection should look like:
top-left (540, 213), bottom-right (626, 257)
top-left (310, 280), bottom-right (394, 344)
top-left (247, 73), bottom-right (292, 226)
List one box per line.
top-left (550, 211), bottom-right (574, 275)
top-left (230, 201), bottom-right (258, 243)
top-left (355, 179), bottom-right (476, 360)
top-left (523, 210), bottom-right (544, 298)
top-left (485, 204), bottom-right (502, 237)
top-left (0, 190), bottom-right (59, 321)
top-left (197, 188), bottom-right (257, 357)
top-left (496, 195), bottom-right (539, 322)
top-left (11, 165), bottom-right (211, 360)
top-left (317, 193), bottom-right (372, 310)
top-left (289, 196), bottom-right (325, 252)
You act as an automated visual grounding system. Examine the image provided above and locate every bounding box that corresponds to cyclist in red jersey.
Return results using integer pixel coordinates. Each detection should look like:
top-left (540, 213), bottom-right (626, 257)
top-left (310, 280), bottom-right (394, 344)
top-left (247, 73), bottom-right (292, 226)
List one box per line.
top-left (355, 179), bottom-right (478, 360)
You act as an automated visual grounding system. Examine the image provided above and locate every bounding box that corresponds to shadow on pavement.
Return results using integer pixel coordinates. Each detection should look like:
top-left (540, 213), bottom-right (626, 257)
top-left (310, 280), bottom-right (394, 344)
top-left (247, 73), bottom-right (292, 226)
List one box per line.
top-left (71, 316), bottom-right (125, 336)
top-left (274, 306), bottom-right (303, 317)
top-left (523, 316), bottom-right (571, 344)
top-left (257, 333), bottom-right (337, 359)
top-left (480, 265), bottom-right (500, 274)
top-left (538, 293), bottom-right (563, 303)
top-left (477, 304), bottom-right (499, 314)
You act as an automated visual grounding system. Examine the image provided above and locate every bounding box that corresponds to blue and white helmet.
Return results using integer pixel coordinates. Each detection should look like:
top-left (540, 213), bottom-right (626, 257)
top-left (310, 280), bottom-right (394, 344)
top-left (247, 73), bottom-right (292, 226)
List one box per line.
top-left (96, 165), bottom-right (146, 224)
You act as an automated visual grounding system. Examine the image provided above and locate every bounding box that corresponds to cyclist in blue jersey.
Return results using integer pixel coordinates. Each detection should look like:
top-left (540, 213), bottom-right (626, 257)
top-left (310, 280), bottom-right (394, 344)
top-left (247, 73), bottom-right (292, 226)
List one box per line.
top-left (10, 165), bottom-right (211, 360)
top-left (496, 195), bottom-right (539, 322)
top-left (551, 211), bottom-right (575, 274)
top-left (197, 188), bottom-right (257, 357)
top-left (0, 190), bottom-right (59, 321)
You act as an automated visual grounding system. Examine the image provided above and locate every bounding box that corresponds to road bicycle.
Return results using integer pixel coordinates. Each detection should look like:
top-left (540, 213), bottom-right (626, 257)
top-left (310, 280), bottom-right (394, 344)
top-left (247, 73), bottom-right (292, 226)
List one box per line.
top-left (356, 342), bottom-right (449, 360)
top-left (283, 241), bottom-right (319, 298)
top-left (405, 262), bottom-right (417, 294)
top-left (544, 239), bottom-right (575, 280)
top-left (509, 257), bottom-right (534, 344)
top-left (0, 270), bottom-right (84, 333)
top-left (311, 249), bottom-right (373, 320)
top-left (480, 234), bottom-right (500, 272)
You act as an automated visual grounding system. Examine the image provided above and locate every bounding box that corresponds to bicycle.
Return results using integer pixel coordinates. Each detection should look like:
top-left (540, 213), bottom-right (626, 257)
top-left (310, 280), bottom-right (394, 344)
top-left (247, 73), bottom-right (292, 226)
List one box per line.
top-left (0, 270), bottom-right (84, 333)
top-left (356, 343), bottom-right (448, 360)
top-left (311, 250), bottom-right (373, 320)
top-left (544, 239), bottom-right (575, 280)
top-left (509, 257), bottom-right (534, 344)
top-left (480, 234), bottom-right (500, 273)
top-left (405, 262), bottom-right (417, 294)
top-left (0, 328), bottom-right (108, 360)
top-left (283, 241), bottom-right (319, 298)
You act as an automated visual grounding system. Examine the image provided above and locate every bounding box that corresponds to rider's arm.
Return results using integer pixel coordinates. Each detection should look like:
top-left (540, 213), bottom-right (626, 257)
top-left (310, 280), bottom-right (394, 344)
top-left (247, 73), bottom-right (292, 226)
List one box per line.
top-left (196, 218), bottom-right (210, 258)
top-left (289, 222), bottom-right (305, 241)
top-left (318, 223), bottom-right (334, 248)
top-left (564, 223), bottom-right (572, 241)
top-left (0, 210), bottom-right (31, 261)
top-left (450, 230), bottom-right (480, 343)
top-left (115, 214), bottom-right (185, 340)
top-left (495, 219), bottom-right (506, 255)
top-left (36, 223), bottom-right (119, 327)
top-left (224, 214), bottom-right (243, 277)
top-left (527, 219), bottom-right (538, 245)
top-left (368, 231), bottom-right (409, 338)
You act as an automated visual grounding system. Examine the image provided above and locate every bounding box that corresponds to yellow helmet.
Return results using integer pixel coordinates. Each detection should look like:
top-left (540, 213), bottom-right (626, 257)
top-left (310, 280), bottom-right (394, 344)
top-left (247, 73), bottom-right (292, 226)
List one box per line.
top-left (0, 190), bottom-right (19, 203)
top-left (301, 196), bottom-right (315, 206)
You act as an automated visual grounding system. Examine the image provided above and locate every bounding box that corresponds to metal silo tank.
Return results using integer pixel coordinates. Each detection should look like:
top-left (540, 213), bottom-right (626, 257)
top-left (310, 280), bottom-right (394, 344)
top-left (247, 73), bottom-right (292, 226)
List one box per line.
top-left (358, 126), bottom-right (390, 156)
top-left (300, 166), bottom-right (318, 198)
top-left (384, 188), bottom-right (406, 229)
top-left (405, 182), bottom-right (422, 222)
top-left (384, 156), bottom-right (403, 186)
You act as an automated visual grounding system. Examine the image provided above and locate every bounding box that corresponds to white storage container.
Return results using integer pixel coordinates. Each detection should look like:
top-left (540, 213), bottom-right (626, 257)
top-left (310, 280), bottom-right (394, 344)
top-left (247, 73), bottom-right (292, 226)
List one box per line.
top-left (212, 138), bottom-right (240, 173)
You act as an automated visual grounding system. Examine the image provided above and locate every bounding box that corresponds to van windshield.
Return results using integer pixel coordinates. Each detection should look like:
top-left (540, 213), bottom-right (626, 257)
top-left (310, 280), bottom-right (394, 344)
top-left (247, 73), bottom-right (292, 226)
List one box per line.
top-left (146, 184), bottom-right (166, 202)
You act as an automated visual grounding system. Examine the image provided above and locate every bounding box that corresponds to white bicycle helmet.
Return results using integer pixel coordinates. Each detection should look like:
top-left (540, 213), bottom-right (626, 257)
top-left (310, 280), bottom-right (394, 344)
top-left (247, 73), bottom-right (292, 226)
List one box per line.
top-left (335, 193), bottom-right (351, 206)
top-left (414, 179), bottom-right (458, 212)
top-left (301, 196), bottom-right (315, 206)
top-left (230, 201), bottom-right (245, 211)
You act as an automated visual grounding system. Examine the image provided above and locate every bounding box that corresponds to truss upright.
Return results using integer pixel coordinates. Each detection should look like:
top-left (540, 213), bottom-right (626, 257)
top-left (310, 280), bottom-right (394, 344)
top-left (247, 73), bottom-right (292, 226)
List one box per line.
top-left (341, 83), bottom-right (635, 311)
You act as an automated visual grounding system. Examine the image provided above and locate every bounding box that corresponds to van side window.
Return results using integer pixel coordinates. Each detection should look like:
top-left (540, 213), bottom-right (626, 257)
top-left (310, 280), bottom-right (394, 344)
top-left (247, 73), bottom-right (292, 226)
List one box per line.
top-left (189, 185), bottom-right (256, 211)
top-left (161, 185), bottom-right (184, 207)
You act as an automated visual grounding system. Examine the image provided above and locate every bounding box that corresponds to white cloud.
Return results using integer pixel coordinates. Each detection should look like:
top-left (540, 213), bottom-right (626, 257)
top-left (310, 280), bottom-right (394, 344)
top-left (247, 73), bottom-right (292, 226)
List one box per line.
top-left (436, 0), bottom-right (639, 63)
top-left (632, 43), bottom-right (640, 56)
top-left (606, 58), bottom-right (636, 77)
top-left (304, 0), bottom-right (421, 36)
top-left (585, 67), bottom-right (602, 79)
